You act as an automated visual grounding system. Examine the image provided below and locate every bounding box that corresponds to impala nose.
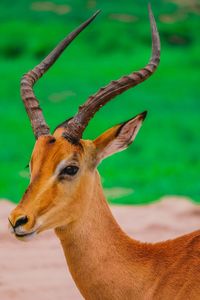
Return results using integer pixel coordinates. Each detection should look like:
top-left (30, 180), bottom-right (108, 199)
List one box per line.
top-left (12, 216), bottom-right (29, 229)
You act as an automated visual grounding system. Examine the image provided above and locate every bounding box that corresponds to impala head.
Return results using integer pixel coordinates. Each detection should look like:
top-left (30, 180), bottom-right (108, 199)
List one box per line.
top-left (9, 5), bottom-right (160, 241)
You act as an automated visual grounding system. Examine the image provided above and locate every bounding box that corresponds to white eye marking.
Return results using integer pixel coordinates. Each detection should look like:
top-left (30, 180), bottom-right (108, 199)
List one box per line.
top-left (54, 158), bottom-right (80, 179)
top-left (54, 159), bottom-right (68, 177)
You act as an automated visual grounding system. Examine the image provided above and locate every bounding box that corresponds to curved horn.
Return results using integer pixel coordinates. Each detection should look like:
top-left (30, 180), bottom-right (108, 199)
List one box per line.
top-left (21, 10), bottom-right (100, 139)
top-left (65, 4), bottom-right (160, 140)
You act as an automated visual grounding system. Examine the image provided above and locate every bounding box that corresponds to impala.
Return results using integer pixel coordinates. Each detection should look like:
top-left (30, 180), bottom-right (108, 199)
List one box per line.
top-left (8, 5), bottom-right (200, 300)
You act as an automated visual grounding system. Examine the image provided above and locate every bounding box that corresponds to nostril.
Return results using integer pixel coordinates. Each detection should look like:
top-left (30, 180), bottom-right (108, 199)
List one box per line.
top-left (14, 216), bottom-right (29, 228)
top-left (8, 218), bottom-right (14, 228)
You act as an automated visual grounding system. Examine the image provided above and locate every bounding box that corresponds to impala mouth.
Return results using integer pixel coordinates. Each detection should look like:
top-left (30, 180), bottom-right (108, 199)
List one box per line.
top-left (15, 231), bottom-right (36, 238)
top-left (8, 216), bottom-right (42, 241)
top-left (12, 230), bottom-right (38, 242)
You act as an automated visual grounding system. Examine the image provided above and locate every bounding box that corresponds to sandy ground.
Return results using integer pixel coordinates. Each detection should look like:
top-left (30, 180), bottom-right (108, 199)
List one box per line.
top-left (1, 197), bottom-right (200, 300)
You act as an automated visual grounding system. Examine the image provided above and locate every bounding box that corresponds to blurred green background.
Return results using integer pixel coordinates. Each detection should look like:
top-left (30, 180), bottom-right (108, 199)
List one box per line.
top-left (0, 0), bottom-right (199, 204)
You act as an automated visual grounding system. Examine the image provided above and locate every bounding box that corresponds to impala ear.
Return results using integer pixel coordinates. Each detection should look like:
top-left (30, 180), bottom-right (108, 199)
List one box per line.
top-left (53, 118), bottom-right (73, 138)
top-left (93, 111), bottom-right (147, 164)
top-left (53, 127), bottom-right (66, 138)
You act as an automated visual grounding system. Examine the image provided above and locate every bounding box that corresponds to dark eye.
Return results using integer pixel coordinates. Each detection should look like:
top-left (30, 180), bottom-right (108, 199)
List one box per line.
top-left (59, 165), bottom-right (79, 177)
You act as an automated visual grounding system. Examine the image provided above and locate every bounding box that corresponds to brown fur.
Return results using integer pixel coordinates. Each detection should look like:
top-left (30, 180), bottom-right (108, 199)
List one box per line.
top-left (9, 118), bottom-right (200, 300)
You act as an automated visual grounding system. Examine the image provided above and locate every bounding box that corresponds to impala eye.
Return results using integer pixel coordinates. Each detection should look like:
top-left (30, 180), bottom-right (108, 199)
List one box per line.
top-left (59, 166), bottom-right (79, 177)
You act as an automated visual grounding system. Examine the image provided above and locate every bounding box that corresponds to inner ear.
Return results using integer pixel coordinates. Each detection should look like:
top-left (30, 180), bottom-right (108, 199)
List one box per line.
top-left (93, 111), bottom-right (147, 164)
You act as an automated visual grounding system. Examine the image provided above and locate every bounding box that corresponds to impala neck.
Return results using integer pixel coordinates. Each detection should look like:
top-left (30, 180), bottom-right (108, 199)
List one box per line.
top-left (55, 171), bottom-right (153, 299)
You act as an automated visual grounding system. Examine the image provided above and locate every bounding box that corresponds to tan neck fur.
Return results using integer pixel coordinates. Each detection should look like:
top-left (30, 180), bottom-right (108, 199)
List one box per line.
top-left (55, 172), bottom-right (155, 299)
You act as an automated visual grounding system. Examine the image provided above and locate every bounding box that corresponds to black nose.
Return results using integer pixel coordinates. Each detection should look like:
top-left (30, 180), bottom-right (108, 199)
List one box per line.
top-left (14, 216), bottom-right (28, 228)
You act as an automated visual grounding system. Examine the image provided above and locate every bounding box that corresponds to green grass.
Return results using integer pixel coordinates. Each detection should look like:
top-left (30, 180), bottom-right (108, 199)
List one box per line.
top-left (0, 0), bottom-right (200, 204)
